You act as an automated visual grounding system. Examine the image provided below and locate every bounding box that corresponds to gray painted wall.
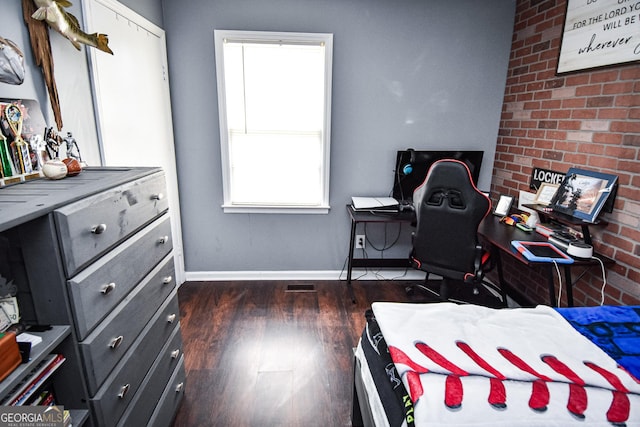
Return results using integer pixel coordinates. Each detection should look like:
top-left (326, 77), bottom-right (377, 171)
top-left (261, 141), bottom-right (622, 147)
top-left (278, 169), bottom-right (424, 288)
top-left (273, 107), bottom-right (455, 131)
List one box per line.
top-left (162, 0), bottom-right (516, 275)
top-left (117, 0), bottom-right (164, 27)
top-left (3, 1), bottom-right (516, 277)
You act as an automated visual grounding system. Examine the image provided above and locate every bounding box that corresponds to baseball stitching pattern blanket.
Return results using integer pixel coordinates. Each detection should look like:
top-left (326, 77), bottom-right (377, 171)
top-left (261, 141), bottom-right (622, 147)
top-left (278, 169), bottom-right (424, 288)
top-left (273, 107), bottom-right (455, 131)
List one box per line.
top-left (371, 302), bottom-right (640, 426)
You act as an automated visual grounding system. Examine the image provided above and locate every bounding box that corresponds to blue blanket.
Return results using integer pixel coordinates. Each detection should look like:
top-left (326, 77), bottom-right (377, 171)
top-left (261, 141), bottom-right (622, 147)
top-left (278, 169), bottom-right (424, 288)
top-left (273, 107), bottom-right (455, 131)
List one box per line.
top-left (556, 305), bottom-right (640, 380)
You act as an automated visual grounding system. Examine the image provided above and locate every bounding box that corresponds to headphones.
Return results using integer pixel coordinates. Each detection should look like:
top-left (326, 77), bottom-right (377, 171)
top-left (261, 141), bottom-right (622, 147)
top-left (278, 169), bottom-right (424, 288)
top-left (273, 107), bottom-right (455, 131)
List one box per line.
top-left (400, 148), bottom-right (416, 175)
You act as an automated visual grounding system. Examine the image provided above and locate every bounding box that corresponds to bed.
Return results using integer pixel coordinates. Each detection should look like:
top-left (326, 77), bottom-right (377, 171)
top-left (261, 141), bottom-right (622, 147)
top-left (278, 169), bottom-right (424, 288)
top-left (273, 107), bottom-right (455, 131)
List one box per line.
top-left (352, 302), bottom-right (640, 427)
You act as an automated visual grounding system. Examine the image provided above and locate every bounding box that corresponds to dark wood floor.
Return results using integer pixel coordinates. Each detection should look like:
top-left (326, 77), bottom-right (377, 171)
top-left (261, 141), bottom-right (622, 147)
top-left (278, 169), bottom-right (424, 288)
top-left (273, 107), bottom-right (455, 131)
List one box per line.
top-left (170, 280), bottom-right (414, 426)
top-left (171, 279), bottom-right (501, 427)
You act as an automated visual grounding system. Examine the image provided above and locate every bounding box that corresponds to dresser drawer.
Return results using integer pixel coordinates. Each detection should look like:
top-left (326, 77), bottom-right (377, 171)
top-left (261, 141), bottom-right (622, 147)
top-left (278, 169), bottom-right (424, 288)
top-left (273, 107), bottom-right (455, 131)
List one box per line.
top-left (147, 357), bottom-right (186, 427)
top-left (54, 172), bottom-right (169, 277)
top-left (68, 215), bottom-right (173, 340)
top-left (91, 314), bottom-right (183, 427)
top-left (80, 255), bottom-right (177, 393)
top-left (116, 327), bottom-right (184, 427)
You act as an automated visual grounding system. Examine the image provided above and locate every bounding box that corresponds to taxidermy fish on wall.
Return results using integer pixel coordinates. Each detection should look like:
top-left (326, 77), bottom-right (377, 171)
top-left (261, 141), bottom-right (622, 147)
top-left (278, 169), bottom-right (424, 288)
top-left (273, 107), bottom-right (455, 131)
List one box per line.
top-left (31, 0), bottom-right (113, 55)
top-left (0, 37), bottom-right (25, 85)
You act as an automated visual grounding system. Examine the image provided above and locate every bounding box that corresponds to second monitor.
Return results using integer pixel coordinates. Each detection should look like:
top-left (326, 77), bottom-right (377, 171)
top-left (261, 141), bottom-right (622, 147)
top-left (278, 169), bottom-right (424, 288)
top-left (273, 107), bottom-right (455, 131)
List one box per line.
top-left (392, 149), bottom-right (484, 202)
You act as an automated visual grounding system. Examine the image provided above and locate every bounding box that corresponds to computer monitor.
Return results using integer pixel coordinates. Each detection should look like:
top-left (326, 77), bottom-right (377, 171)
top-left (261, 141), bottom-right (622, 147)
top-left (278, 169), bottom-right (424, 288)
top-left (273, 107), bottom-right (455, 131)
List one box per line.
top-left (392, 149), bottom-right (484, 202)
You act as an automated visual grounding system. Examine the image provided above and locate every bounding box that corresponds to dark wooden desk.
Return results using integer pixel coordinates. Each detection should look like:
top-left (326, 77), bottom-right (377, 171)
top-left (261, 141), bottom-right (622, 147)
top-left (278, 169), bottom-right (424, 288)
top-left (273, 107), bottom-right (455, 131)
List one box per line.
top-left (344, 204), bottom-right (614, 307)
top-left (478, 215), bottom-right (614, 307)
top-left (345, 205), bottom-right (414, 302)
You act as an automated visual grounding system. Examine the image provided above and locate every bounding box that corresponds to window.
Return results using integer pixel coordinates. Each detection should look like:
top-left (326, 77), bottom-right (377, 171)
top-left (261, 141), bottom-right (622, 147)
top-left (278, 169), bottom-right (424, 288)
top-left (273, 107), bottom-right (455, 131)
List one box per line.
top-left (214, 30), bottom-right (333, 213)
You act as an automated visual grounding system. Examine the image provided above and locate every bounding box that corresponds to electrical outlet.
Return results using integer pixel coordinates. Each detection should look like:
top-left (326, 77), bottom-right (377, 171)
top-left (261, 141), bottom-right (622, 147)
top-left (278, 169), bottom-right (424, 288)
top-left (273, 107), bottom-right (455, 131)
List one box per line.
top-left (355, 234), bottom-right (366, 249)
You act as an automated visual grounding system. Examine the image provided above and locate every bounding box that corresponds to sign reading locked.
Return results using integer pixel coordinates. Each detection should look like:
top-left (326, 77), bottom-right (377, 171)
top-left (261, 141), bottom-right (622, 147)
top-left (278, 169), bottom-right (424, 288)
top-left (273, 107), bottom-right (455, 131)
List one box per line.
top-left (530, 167), bottom-right (565, 190)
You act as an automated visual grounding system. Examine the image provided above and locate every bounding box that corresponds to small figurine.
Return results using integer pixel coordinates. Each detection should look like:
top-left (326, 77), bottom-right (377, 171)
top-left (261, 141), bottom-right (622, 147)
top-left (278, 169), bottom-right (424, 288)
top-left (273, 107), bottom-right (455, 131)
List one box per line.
top-left (44, 126), bottom-right (62, 159)
top-left (63, 131), bottom-right (82, 161)
top-left (29, 134), bottom-right (47, 170)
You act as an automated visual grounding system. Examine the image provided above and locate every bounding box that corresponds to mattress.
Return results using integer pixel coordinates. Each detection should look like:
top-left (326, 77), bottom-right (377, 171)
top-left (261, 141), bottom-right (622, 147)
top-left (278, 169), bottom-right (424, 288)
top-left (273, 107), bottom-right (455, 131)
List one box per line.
top-left (354, 303), bottom-right (640, 427)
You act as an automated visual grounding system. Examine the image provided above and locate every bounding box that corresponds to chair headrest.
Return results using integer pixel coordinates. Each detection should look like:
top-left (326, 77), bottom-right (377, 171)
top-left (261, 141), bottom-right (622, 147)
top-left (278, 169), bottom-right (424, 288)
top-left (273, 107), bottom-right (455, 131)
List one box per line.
top-left (423, 159), bottom-right (476, 190)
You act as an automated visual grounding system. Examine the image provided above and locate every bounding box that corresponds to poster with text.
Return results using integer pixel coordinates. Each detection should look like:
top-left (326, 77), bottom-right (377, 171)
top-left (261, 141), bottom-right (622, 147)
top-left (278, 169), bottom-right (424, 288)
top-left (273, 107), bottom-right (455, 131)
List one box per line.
top-left (557, 0), bottom-right (640, 73)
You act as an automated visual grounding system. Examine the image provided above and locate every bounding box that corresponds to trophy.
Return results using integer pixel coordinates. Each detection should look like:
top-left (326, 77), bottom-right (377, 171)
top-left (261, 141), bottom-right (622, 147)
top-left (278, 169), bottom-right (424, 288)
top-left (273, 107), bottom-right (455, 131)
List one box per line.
top-left (3, 104), bottom-right (32, 174)
top-left (0, 130), bottom-right (15, 178)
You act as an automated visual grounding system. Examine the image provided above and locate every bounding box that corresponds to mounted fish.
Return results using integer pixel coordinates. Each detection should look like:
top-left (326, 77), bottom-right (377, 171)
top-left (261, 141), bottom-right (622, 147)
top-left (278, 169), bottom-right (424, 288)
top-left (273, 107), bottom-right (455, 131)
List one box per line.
top-left (0, 37), bottom-right (25, 85)
top-left (21, 0), bottom-right (63, 130)
top-left (31, 0), bottom-right (113, 55)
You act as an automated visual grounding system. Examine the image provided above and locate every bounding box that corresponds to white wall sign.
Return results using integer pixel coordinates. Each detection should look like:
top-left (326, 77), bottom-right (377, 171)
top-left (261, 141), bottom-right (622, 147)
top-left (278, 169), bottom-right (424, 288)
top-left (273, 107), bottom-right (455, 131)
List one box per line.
top-left (557, 0), bottom-right (640, 73)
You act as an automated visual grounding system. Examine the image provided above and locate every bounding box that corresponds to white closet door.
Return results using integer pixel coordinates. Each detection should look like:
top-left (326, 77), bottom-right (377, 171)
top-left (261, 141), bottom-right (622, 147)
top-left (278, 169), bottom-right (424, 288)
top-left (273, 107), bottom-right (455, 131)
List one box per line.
top-left (82, 0), bottom-right (185, 284)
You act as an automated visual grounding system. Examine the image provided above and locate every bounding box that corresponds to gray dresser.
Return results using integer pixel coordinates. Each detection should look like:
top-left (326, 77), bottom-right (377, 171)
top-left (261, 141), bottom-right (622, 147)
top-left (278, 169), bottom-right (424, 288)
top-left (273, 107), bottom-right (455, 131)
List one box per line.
top-left (0, 167), bottom-right (185, 427)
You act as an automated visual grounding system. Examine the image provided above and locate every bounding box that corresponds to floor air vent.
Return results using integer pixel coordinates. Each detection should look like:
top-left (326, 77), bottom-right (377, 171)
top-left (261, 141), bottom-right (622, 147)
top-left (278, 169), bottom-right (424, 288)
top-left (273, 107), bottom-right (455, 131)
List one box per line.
top-left (285, 284), bottom-right (316, 292)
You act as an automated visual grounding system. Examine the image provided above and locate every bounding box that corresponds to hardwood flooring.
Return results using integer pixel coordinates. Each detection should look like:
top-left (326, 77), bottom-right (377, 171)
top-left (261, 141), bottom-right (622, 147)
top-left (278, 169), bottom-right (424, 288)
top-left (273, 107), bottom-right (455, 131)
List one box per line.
top-left (171, 279), bottom-right (501, 426)
top-left (171, 280), bottom-right (419, 427)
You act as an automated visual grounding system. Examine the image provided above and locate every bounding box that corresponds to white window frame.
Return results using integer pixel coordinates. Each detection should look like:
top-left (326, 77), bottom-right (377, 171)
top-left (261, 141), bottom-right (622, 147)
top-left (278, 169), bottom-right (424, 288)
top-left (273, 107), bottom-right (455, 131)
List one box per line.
top-left (214, 30), bottom-right (333, 214)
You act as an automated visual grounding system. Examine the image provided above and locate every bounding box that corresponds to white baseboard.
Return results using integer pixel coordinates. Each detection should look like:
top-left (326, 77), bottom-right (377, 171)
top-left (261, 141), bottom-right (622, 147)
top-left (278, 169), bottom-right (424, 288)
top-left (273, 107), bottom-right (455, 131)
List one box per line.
top-left (184, 269), bottom-right (427, 282)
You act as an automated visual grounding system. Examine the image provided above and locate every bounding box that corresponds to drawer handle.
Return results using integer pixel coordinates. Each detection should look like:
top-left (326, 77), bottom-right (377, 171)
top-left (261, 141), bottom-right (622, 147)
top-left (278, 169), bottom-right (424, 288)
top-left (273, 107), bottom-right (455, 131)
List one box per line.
top-left (152, 193), bottom-right (164, 200)
top-left (118, 383), bottom-right (130, 399)
top-left (158, 235), bottom-right (170, 244)
top-left (171, 349), bottom-right (180, 359)
top-left (163, 276), bottom-right (173, 285)
top-left (101, 282), bottom-right (116, 295)
top-left (109, 335), bottom-right (124, 349)
top-left (167, 313), bottom-right (177, 324)
top-left (175, 382), bottom-right (184, 393)
top-left (91, 223), bottom-right (107, 234)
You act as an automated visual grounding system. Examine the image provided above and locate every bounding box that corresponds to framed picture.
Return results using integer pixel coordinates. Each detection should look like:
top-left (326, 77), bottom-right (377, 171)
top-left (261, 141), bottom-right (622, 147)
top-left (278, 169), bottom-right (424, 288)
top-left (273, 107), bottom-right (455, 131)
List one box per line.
top-left (534, 183), bottom-right (560, 206)
top-left (493, 195), bottom-right (513, 217)
top-left (550, 168), bottom-right (618, 223)
top-left (557, 0), bottom-right (640, 74)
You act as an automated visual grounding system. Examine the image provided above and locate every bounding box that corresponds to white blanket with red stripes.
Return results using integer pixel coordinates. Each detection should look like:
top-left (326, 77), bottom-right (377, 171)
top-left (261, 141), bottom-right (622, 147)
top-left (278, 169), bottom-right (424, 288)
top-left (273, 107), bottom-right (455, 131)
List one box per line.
top-left (372, 302), bottom-right (640, 426)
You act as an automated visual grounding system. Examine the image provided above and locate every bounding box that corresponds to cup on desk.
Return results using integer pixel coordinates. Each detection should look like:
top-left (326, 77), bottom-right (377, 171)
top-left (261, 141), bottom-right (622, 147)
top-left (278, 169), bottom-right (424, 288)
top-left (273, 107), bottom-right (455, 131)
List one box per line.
top-left (526, 212), bottom-right (539, 227)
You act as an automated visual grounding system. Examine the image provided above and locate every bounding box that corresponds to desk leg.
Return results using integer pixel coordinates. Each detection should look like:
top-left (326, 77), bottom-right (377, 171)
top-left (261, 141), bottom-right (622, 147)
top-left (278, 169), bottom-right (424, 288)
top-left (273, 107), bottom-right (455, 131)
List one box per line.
top-left (494, 248), bottom-right (506, 288)
top-left (564, 266), bottom-right (574, 307)
top-left (346, 218), bottom-right (357, 304)
top-left (547, 267), bottom-right (556, 307)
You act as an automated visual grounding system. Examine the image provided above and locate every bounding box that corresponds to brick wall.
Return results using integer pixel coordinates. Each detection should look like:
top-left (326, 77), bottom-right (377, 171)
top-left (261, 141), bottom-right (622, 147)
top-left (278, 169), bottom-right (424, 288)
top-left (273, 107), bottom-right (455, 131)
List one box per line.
top-left (491, 0), bottom-right (640, 306)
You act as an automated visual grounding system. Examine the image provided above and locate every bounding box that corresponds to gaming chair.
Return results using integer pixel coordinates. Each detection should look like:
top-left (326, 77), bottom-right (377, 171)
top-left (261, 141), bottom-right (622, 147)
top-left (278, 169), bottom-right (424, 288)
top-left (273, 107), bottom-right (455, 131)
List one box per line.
top-left (408, 159), bottom-right (503, 304)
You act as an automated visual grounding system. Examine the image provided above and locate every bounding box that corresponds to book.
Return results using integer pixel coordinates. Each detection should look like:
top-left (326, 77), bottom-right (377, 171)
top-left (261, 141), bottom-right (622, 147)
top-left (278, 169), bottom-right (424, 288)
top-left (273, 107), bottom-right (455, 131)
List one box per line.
top-left (2, 353), bottom-right (65, 406)
top-left (29, 390), bottom-right (50, 405)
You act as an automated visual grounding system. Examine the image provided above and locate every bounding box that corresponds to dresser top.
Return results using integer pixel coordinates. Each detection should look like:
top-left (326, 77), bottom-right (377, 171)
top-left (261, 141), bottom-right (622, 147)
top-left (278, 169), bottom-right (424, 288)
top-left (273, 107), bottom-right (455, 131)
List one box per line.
top-left (0, 167), bottom-right (162, 232)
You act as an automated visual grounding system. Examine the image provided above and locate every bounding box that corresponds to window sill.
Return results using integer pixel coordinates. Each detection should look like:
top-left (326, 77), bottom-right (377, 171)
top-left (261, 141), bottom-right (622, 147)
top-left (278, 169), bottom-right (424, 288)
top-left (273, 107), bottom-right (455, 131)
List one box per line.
top-left (221, 204), bottom-right (330, 214)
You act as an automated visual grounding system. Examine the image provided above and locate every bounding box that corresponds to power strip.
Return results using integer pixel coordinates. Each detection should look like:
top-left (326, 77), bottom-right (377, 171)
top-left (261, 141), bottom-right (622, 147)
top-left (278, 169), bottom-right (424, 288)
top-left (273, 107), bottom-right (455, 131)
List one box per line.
top-left (567, 242), bottom-right (593, 259)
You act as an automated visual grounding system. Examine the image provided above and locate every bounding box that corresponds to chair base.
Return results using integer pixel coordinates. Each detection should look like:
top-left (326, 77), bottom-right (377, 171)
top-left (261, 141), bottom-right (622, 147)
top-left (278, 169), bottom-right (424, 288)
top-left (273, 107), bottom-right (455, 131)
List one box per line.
top-left (405, 278), bottom-right (506, 308)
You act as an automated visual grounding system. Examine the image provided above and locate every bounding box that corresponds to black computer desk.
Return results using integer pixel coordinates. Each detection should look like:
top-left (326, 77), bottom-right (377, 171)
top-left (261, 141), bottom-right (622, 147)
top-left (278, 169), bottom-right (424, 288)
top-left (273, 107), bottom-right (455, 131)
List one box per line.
top-left (345, 204), bottom-right (614, 307)
top-left (345, 205), bottom-right (414, 302)
top-left (478, 215), bottom-right (614, 307)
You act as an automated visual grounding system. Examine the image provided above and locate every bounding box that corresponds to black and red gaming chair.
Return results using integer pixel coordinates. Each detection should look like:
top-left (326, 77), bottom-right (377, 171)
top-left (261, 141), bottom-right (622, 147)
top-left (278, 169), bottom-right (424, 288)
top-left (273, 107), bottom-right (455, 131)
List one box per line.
top-left (408, 159), bottom-right (502, 303)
